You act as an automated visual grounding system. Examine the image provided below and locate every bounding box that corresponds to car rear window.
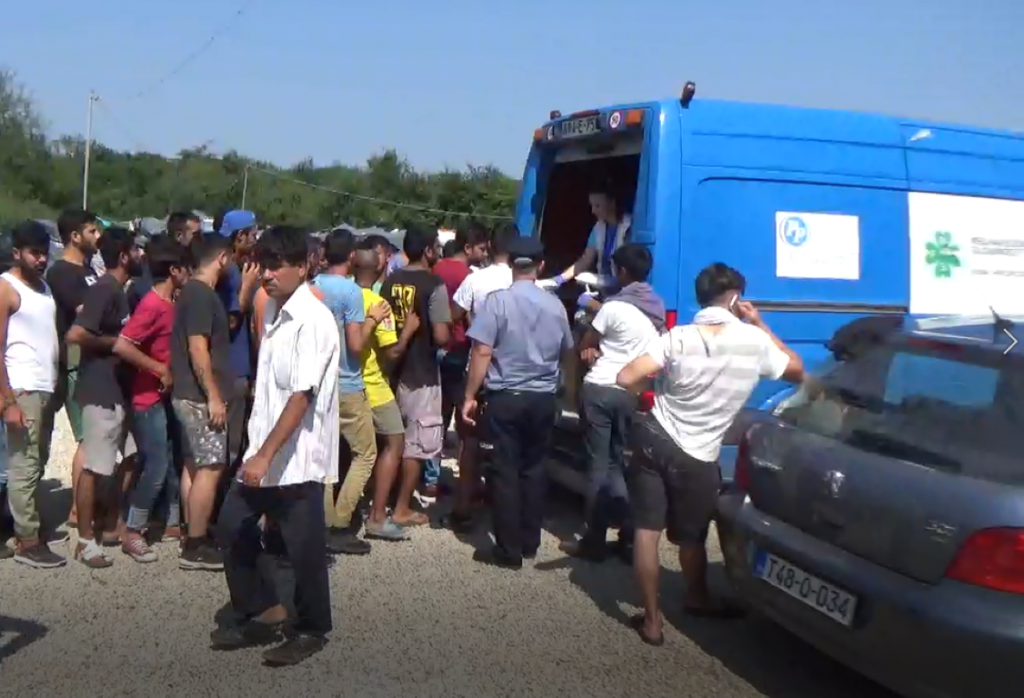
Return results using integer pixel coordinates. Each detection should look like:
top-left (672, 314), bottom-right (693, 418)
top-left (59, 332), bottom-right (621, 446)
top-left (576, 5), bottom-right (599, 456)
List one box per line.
top-left (777, 339), bottom-right (1024, 483)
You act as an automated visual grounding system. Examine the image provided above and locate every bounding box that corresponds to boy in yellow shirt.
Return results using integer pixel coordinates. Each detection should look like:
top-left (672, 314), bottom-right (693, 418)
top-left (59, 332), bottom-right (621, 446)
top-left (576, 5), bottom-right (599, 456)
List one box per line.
top-left (353, 248), bottom-right (418, 539)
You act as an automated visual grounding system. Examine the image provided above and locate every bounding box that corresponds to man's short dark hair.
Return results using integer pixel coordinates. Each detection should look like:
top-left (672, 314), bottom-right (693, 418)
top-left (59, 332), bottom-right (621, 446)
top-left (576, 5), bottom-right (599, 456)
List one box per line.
top-left (166, 211), bottom-right (200, 238)
top-left (403, 225), bottom-right (438, 262)
top-left (360, 234), bottom-right (390, 251)
top-left (455, 220), bottom-right (489, 250)
top-left (611, 243), bottom-right (652, 283)
top-left (442, 239), bottom-right (459, 258)
top-left (146, 235), bottom-right (187, 281)
top-left (56, 209), bottom-right (98, 244)
top-left (98, 227), bottom-right (136, 271)
top-left (323, 229), bottom-right (356, 266)
top-left (254, 226), bottom-right (308, 269)
top-left (490, 223), bottom-right (519, 257)
top-left (588, 178), bottom-right (618, 202)
top-left (189, 233), bottom-right (232, 267)
top-left (695, 262), bottom-right (746, 307)
top-left (211, 211), bottom-right (228, 238)
top-left (11, 220), bottom-right (51, 251)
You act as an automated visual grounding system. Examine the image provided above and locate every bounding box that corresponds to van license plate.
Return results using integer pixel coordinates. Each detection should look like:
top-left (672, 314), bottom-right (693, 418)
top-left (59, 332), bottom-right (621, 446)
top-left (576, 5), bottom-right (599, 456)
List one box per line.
top-left (753, 550), bottom-right (857, 626)
top-left (560, 116), bottom-right (599, 139)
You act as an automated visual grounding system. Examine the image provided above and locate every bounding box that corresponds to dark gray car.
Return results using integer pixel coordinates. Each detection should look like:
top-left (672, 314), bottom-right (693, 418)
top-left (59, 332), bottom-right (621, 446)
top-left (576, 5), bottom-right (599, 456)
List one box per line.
top-left (718, 315), bottom-right (1024, 698)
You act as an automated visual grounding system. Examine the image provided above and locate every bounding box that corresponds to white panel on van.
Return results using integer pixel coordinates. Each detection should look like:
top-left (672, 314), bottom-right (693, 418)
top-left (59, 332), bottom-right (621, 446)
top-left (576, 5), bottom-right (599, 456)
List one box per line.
top-left (775, 211), bottom-right (861, 280)
top-left (908, 192), bottom-right (1024, 316)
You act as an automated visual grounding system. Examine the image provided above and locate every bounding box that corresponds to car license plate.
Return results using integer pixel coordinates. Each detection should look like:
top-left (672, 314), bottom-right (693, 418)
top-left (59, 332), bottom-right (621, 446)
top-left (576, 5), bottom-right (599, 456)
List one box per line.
top-left (560, 116), bottom-right (599, 139)
top-left (753, 550), bottom-right (857, 626)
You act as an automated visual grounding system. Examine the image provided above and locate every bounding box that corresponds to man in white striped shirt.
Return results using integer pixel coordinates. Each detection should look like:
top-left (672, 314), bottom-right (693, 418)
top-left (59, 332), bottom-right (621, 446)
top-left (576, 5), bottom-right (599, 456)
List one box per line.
top-left (212, 226), bottom-right (341, 667)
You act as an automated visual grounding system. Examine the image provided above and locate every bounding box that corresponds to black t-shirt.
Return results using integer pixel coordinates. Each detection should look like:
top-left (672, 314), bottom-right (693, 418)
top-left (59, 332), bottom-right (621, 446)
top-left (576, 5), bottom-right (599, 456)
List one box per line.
top-left (126, 267), bottom-right (154, 314)
top-left (170, 279), bottom-right (232, 403)
top-left (73, 274), bottom-right (130, 407)
top-left (380, 268), bottom-right (446, 389)
top-left (46, 259), bottom-right (99, 370)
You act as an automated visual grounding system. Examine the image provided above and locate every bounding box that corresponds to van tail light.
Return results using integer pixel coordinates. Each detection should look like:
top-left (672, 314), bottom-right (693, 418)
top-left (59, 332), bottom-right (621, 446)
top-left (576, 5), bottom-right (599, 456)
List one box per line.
top-left (638, 310), bottom-right (678, 412)
top-left (946, 528), bottom-right (1024, 595)
top-left (734, 431), bottom-right (752, 492)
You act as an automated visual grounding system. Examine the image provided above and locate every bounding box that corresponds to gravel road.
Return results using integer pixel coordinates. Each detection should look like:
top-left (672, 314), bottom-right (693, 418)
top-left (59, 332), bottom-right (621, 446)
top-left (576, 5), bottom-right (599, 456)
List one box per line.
top-left (0, 413), bottom-right (897, 698)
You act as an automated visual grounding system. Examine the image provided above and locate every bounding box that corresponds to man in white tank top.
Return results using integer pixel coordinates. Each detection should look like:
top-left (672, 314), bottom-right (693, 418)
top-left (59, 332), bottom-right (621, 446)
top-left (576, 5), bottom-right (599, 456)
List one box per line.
top-left (0, 221), bottom-right (63, 568)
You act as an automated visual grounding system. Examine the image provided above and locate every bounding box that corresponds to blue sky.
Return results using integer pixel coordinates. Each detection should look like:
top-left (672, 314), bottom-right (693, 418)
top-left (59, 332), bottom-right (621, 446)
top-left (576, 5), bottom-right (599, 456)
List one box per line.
top-left (3, 0), bottom-right (1022, 175)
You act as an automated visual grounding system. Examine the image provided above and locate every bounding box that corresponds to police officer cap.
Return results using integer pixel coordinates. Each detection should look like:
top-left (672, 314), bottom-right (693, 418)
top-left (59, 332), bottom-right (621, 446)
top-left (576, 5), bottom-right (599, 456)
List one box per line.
top-left (506, 235), bottom-right (545, 266)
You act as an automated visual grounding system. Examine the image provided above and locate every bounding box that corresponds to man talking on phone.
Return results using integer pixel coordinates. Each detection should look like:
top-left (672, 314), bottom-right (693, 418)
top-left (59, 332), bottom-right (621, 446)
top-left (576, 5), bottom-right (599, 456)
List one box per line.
top-left (616, 263), bottom-right (805, 645)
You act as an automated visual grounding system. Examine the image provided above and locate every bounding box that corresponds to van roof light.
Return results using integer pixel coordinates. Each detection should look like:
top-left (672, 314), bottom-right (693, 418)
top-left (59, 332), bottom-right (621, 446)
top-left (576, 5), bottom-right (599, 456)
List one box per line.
top-left (680, 81), bottom-right (696, 108)
top-left (549, 110), bottom-right (562, 119)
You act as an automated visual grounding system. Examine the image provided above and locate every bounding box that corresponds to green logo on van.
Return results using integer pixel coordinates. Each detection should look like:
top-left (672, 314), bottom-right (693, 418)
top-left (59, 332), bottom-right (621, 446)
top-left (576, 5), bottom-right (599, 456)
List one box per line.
top-left (925, 231), bottom-right (961, 278)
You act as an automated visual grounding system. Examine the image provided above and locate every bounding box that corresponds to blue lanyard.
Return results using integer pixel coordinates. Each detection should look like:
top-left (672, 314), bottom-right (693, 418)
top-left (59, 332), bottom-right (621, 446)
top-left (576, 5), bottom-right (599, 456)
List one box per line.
top-left (601, 222), bottom-right (617, 276)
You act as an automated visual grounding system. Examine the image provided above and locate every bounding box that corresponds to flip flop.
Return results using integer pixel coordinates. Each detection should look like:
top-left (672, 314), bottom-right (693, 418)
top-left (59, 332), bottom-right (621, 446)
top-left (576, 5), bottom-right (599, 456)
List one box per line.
top-left (394, 512), bottom-right (429, 528)
top-left (629, 614), bottom-right (664, 647)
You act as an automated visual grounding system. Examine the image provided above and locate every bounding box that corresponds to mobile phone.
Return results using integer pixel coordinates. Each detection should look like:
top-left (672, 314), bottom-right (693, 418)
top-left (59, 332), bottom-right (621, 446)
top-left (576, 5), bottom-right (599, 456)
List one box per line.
top-left (729, 294), bottom-right (739, 312)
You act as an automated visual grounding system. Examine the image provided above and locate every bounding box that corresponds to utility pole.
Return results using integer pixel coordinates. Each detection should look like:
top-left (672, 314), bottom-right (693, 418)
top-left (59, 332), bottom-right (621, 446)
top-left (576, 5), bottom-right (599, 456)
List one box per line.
top-left (82, 91), bottom-right (97, 209)
top-left (241, 164), bottom-right (249, 209)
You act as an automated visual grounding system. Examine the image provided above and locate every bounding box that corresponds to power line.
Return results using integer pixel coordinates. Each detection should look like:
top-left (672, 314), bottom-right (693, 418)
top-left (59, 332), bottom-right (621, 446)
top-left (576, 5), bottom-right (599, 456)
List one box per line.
top-left (246, 165), bottom-right (513, 220)
top-left (126, 0), bottom-right (258, 102)
top-left (94, 98), bottom-right (147, 152)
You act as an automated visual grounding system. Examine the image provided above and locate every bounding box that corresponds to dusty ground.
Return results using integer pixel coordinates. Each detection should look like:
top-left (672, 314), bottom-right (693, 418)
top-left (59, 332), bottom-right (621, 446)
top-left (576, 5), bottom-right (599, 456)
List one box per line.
top-left (0, 412), bottom-right (896, 698)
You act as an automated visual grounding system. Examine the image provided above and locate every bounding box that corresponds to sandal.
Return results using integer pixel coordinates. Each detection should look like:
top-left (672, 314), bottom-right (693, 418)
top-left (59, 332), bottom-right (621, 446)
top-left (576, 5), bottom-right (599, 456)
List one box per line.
top-left (75, 539), bottom-right (113, 569)
top-left (629, 614), bottom-right (664, 647)
top-left (393, 512), bottom-right (429, 528)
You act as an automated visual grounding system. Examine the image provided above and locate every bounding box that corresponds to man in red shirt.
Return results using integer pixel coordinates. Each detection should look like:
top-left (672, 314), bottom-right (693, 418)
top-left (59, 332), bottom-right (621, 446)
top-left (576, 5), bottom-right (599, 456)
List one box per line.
top-left (429, 222), bottom-right (489, 499)
top-left (112, 236), bottom-right (190, 562)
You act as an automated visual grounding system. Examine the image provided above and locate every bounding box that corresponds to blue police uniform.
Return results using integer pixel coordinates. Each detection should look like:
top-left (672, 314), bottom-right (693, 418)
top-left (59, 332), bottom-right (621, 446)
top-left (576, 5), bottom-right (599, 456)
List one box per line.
top-left (466, 236), bottom-right (574, 566)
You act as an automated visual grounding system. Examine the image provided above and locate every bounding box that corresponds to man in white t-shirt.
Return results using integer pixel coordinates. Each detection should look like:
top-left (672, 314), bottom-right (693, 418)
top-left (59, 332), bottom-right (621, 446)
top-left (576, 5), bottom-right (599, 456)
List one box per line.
top-left (565, 244), bottom-right (664, 564)
top-left (616, 262), bottom-right (804, 645)
top-left (445, 223), bottom-right (518, 531)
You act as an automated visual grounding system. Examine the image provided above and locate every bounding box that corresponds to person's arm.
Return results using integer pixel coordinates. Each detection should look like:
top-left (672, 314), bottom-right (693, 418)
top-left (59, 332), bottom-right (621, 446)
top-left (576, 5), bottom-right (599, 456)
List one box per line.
top-left (427, 283), bottom-right (452, 347)
top-left (183, 296), bottom-right (223, 405)
top-left (463, 296), bottom-right (500, 402)
top-left (251, 286), bottom-right (269, 355)
top-left (47, 266), bottom-right (86, 317)
top-left (239, 318), bottom-right (338, 485)
top-left (114, 301), bottom-right (166, 378)
top-left (0, 280), bottom-right (22, 425)
top-left (66, 284), bottom-right (117, 353)
top-left (451, 276), bottom-right (473, 324)
top-left (382, 311), bottom-right (418, 366)
top-left (238, 262), bottom-right (259, 316)
top-left (616, 330), bottom-right (672, 394)
top-left (737, 301), bottom-right (805, 383)
top-left (579, 304), bottom-right (611, 354)
top-left (557, 304), bottom-right (576, 368)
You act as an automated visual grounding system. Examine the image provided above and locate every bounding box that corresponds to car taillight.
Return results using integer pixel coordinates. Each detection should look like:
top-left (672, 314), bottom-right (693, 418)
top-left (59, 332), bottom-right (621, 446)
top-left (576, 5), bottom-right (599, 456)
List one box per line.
top-left (946, 528), bottom-right (1024, 595)
top-left (734, 432), bottom-right (752, 491)
top-left (638, 309), bottom-right (678, 412)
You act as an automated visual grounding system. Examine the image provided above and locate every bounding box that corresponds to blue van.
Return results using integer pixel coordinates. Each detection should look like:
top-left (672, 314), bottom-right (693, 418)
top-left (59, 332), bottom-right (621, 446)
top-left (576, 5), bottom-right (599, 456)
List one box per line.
top-left (515, 85), bottom-right (1024, 485)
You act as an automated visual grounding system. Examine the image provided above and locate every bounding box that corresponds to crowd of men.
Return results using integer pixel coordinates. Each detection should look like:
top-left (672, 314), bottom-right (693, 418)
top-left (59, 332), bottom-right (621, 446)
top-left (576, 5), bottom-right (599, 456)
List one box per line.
top-left (0, 189), bottom-right (805, 663)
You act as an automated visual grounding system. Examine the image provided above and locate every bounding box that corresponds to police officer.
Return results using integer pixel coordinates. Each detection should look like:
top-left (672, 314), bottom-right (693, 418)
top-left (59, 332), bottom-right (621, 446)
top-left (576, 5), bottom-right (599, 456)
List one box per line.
top-left (461, 236), bottom-right (574, 569)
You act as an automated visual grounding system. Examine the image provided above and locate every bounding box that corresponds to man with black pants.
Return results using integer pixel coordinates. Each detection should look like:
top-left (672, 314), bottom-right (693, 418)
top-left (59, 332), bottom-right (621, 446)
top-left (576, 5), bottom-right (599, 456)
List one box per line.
top-left (461, 236), bottom-right (574, 569)
top-left (212, 226), bottom-right (340, 666)
top-left (566, 244), bottom-right (666, 564)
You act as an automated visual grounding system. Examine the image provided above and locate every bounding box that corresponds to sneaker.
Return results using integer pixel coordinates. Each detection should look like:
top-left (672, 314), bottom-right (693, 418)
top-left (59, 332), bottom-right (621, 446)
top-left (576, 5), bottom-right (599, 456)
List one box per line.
top-left (364, 517), bottom-right (407, 541)
top-left (122, 534), bottom-right (157, 563)
top-left (326, 529), bottom-right (371, 555)
top-left (180, 539), bottom-right (225, 571)
top-left (262, 635), bottom-right (327, 666)
top-left (73, 540), bottom-right (111, 569)
top-left (15, 541), bottom-right (67, 568)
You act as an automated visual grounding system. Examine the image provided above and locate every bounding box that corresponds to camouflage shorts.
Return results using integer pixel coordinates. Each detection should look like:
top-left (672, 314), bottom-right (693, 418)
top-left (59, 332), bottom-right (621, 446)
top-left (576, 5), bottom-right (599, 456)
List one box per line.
top-left (171, 398), bottom-right (228, 468)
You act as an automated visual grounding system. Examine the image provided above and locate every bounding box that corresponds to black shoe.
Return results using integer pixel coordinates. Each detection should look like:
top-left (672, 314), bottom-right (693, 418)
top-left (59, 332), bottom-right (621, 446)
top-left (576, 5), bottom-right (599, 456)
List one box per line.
top-left (180, 539), bottom-right (225, 570)
top-left (560, 538), bottom-right (608, 563)
top-left (444, 511), bottom-right (476, 535)
top-left (0, 545), bottom-right (13, 560)
top-left (472, 547), bottom-right (522, 570)
top-left (263, 635), bottom-right (327, 666)
top-left (326, 530), bottom-right (371, 556)
top-left (14, 542), bottom-right (66, 568)
top-left (523, 549), bottom-right (538, 560)
top-left (614, 540), bottom-right (634, 566)
top-left (210, 619), bottom-right (282, 650)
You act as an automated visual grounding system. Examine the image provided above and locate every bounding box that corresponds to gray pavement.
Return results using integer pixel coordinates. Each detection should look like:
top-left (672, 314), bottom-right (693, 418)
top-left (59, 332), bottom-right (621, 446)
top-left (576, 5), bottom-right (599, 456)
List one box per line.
top-left (0, 488), bottom-right (897, 698)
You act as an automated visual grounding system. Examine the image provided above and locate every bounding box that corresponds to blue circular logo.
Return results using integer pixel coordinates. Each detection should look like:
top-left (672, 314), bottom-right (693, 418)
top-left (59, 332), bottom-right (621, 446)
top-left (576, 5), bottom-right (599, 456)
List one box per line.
top-left (779, 216), bottom-right (808, 246)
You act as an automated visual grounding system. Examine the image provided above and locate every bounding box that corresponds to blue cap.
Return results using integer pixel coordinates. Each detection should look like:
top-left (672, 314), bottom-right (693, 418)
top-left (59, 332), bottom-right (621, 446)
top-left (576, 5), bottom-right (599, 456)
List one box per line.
top-left (505, 235), bottom-right (545, 265)
top-left (218, 210), bottom-right (257, 237)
